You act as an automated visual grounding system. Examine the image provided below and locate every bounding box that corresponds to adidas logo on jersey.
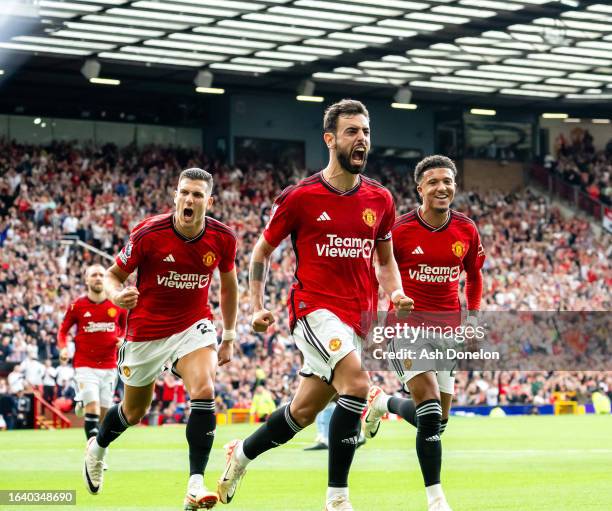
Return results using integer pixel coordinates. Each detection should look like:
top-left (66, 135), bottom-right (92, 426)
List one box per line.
top-left (163, 254), bottom-right (175, 263)
top-left (412, 246), bottom-right (424, 255)
top-left (84, 311), bottom-right (92, 318)
top-left (317, 211), bottom-right (331, 222)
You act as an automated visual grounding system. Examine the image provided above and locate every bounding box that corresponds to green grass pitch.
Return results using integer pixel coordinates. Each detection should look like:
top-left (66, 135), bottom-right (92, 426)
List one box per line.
top-left (0, 415), bottom-right (611, 510)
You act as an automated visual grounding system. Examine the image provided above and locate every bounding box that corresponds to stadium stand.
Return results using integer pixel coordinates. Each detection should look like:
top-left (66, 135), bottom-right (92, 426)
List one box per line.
top-left (0, 137), bottom-right (610, 429)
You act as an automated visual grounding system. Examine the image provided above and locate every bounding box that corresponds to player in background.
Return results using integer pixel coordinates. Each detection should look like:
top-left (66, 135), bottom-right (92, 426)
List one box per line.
top-left (82, 168), bottom-right (239, 511)
top-left (363, 155), bottom-right (485, 511)
top-left (217, 99), bottom-right (413, 511)
top-left (57, 264), bottom-right (127, 440)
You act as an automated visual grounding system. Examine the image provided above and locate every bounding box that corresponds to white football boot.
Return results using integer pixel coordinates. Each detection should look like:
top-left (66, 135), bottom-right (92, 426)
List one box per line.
top-left (183, 488), bottom-right (218, 510)
top-left (324, 496), bottom-right (354, 511)
top-left (362, 386), bottom-right (388, 439)
top-left (83, 437), bottom-right (105, 495)
top-left (216, 440), bottom-right (247, 504)
top-left (428, 497), bottom-right (453, 511)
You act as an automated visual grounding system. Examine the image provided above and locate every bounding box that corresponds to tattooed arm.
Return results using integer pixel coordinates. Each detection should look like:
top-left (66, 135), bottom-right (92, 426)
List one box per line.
top-left (249, 235), bottom-right (276, 332)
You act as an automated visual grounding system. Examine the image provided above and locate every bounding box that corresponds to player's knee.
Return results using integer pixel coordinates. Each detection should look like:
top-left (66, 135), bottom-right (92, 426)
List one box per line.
top-left (123, 405), bottom-right (149, 425)
top-left (188, 382), bottom-right (214, 400)
top-left (338, 378), bottom-right (369, 400)
top-left (289, 404), bottom-right (318, 428)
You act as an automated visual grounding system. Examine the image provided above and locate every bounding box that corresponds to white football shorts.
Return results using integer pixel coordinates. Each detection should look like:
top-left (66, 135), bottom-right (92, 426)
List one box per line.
top-left (293, 309), bottom-right (362, 384)
top-left (388, 334), bottom-right (456, 395)
top-left (117, 318), bottom-right (217, 387)
top-left (74, 367), bottom-right (117, 408)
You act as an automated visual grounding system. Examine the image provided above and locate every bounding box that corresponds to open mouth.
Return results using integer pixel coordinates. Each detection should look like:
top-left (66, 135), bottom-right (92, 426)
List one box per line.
top-left (351, 146), bottom-right (366, 165)
top-left (183, 207), bottom-right (194, 220)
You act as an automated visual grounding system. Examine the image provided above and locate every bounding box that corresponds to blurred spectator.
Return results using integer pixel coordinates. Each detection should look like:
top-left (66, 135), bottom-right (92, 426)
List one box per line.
top-left (250, 384), bottom-right (276, 422)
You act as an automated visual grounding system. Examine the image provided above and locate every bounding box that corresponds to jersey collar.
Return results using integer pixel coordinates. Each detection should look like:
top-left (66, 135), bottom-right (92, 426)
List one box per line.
top-left (415, 206), bottom-right (451, 232)
top-left (318, 171), bottom-right (362, 196)
top-left (172, 215), bottom-right (206, 243)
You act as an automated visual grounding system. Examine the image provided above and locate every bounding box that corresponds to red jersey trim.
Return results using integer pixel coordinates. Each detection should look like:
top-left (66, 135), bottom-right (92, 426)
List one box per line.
top-left (171, 217), bottom-right (206, 243)
top-left (318, 172), bottom-right (362, 196)
top-left (450, 210), bottom-right (478, 227)
top-left (415, 207), bottom-right (452, 232)
top-left (394, 211), bottom-right (417, 229)
top-left (206, 217), bottom-right (237, 239)
top-left (276, 175), bottom-right (320, 206)
top-left (361, 175), bottom-right (386, 189)
top-left (133, 216), bottom-right (173, 244)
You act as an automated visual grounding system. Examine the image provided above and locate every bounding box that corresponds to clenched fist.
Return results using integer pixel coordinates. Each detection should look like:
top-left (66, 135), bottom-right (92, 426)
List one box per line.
top-left (251, 308), bottom-right (275, 333)
top-left (112, 286), bottom-right (140, 310)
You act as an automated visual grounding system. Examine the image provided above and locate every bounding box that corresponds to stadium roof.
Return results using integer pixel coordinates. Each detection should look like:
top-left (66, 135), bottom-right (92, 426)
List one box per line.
top-left (1, 0), bottom-right (611, 112)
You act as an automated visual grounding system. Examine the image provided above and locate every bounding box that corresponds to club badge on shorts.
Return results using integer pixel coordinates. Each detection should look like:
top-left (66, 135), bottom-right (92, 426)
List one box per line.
top-left (122, 366), bottom-right (131, 378)
top-left (329, 338), bottom-right (342, 352)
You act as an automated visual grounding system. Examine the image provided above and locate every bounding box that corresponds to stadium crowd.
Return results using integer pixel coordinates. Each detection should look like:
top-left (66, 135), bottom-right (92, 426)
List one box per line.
top-left (0, 138), bottom-right (610, 429)
top-left (546, 128), bottom-right (612, 205)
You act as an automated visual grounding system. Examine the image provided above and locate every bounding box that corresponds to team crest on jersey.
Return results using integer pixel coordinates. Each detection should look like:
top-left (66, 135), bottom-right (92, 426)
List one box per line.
top-left (329, 338), bottom-right (342, 352)
top-left (202, 251), bottom-right (216, 267)
top-left (451, 241), bottom-right (465, 258)
top-left (362, 208), bottom-right (376, 227)
top-left (123, 366), bottom-right (131, 378)
top-left (107, 307), bottom-right (118, 318)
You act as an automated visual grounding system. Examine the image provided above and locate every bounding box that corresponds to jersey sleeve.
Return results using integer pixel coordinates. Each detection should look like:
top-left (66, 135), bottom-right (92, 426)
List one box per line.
top-left (376, 190), bottom-right (396, 242)
top-left (219, 232), bottom-right (238, 273)
top-left (115, 227), bottom-right (145, 274)
top-left (263, 186), bottom-right (299, 247)
top-left (391, 224), bottom-right (405, 265)
top-left (57, 303), bottom-right (77, 348)
top-left (463, 226), bottom-right (486, 274)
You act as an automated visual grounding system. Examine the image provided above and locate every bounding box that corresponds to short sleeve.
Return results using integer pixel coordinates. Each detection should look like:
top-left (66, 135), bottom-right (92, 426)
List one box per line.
top-left (218, 233), bottom-right (237, 273)
top-left (115, 229), bottom-right (144, 274)
top-left (263, 186), bottom-right (298, 247)
top-left (463, 226), bottom-right (485, 273)
top-left (376, 190), bottom-right (396, 242)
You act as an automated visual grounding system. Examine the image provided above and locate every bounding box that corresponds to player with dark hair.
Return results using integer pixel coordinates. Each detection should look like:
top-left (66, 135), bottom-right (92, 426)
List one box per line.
top-left (82, 168), bottom-right (239, 510)
top-left (58, 264), bottom-right (127, 441)
top-left (217, 99), bottom-right (413, 511)
top-left (363, 155), bottom-right (485, 511)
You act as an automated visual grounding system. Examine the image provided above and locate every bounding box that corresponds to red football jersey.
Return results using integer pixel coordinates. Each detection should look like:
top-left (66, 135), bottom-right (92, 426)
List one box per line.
top-left (115, 213), bottom-right (237, 342)
top-left (392, 208), bottom-right (485, 323)
top-left (264, 172), bottom-right (395, 337)
top-left (57, 297), bottom-right (127, 369)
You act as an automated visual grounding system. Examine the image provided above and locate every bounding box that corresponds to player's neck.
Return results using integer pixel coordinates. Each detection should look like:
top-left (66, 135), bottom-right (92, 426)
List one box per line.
top-left (419, 205), bottom-right (450, 228)
top-left (321, 164), bottom-right (360, 192)
top-left (87, 291), bottom-right (106, 303)
top-left (173, 213), bottom-right (205, 239)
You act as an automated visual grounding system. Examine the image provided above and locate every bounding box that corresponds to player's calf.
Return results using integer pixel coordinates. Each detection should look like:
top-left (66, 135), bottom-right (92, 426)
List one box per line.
top-left (327, 395), bottom-right (366, 509)
top-left (84, 413), bottom-right (100, 439)
top-left (186, 399), bottom-right (216, 490)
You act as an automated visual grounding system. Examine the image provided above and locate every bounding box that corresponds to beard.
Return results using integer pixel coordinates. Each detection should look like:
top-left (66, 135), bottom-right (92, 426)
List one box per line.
top-left (337, 148), bottom-right (367, 175)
